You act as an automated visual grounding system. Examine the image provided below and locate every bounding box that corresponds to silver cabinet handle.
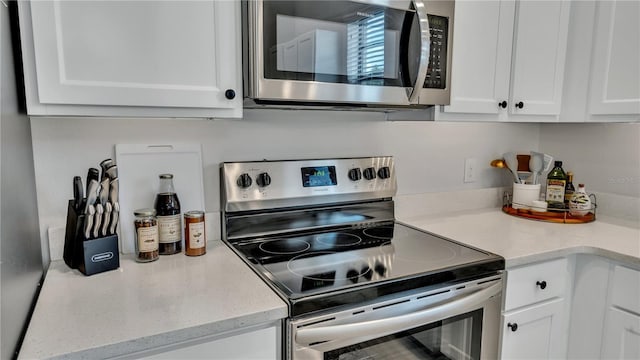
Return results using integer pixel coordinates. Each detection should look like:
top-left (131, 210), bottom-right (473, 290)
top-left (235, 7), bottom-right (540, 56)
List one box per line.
top-left (295, 282), bottom-right (501, 347)
top-left (407, 0), bottom-right (431, 103)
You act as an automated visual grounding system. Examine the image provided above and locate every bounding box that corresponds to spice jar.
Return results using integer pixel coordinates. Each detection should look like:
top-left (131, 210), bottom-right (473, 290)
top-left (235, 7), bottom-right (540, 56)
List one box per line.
top-left (184, 211), bottom-right (206, 256)
top-left (134, 208), bottom-right (159, 262)
top-left (155, 174), bottom-right (182, 255)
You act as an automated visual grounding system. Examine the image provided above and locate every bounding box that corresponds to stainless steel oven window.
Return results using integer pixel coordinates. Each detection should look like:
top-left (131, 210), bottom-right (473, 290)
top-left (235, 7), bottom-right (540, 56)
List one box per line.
top-left (325, 309), bottom-right (483, 360)
top-left (289, 276), bottom-right (503, 360)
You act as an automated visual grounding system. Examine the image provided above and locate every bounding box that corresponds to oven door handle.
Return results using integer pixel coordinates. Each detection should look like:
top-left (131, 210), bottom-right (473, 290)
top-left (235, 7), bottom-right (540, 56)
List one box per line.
top-left (407, 0), bottom-right (430, 103)
top-left (295, 282), bottom-right (501, 347)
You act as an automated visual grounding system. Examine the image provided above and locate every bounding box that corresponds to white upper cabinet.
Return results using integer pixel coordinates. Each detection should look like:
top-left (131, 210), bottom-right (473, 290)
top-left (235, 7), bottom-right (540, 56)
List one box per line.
top-left (438, 0), bottom-right (570, 121)
top-left (588, 0), bottom-right (640, 116)
top-left (18, 1), bottom-right (242, 118)
top-left (440, 0), bottom-right (515, 115)
top-left (509, 1), bottom-right (570, 116)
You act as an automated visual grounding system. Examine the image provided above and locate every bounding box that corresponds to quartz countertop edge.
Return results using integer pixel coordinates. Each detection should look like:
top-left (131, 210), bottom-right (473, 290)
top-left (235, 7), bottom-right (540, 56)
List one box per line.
top-left (398, 208), bottom-right (640, 268)
top-left (18, 241), bottom-right (288, 360)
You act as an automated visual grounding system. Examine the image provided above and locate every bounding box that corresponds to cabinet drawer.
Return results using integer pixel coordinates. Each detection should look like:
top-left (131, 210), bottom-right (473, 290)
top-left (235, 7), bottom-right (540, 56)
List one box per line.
top-left (505, 258), bottom-right (568, 311)
top-left (611, 265), bottom-right (640, 314)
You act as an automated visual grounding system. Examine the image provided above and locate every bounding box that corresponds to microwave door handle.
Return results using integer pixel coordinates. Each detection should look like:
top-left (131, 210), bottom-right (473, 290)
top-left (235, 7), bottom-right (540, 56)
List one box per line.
top-left (407, 0), bottom-right (431, 103)
top-left (295, 282), bottom-right (501, 347)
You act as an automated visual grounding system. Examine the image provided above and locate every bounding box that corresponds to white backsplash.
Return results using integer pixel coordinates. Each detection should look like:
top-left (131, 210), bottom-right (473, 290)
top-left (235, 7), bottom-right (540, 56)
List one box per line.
top-left (31, 112), bottom-right (540, 263)
top-left (31, 114), bottom-right (640, 264)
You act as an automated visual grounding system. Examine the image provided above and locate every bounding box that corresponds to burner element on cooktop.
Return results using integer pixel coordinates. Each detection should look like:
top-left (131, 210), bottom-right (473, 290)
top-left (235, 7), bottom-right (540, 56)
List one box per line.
top-left (363, 226), bottom-right (394, 239)
top-left (316, 233), bottom-right (362, 247)
top-left (287, 251), bottom-right (371, 282)
top-left (259, 239), bottom-right (311, 255)
top-left (380, 237), bottom-right (457, 262)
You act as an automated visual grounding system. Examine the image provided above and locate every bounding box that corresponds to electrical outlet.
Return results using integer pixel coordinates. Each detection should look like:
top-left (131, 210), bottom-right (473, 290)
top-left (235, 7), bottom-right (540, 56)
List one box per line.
top-left (464, 158), bottom-right (477, 183)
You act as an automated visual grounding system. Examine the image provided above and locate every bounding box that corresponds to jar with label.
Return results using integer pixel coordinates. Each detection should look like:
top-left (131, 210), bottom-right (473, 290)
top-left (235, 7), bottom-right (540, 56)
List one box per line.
top-left (184, 211), bottom-right (206, 256)
top-left (155, 174), bottom-right (182, 255)
top-left (569, 184), bottom-right (592, 216)
top-left (545, 161), bottom-right (567, 210)
top-left (134, 208), bottom-right (159, 262)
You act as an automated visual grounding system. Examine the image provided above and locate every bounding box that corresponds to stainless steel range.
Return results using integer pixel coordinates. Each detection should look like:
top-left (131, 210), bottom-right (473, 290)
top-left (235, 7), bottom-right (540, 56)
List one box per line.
top-left (221, 157), bottom-right (504, 359)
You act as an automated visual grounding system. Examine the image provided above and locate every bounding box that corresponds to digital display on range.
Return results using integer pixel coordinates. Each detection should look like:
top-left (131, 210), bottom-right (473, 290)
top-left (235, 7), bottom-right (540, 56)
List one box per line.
top-left (301, 166), bottom-right (337, 187)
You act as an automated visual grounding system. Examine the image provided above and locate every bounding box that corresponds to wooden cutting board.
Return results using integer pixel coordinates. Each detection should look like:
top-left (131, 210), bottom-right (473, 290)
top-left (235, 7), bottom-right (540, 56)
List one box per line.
top-left (115, 143), bottom-right (205, 254)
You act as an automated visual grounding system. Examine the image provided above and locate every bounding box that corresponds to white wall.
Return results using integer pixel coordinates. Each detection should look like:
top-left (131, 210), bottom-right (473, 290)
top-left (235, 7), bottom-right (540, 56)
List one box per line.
top-left (30, 111), bottom-right (539, 263)
top-left (1, 3), bottom-right (44, 359)
top-left (539, 122), bottom-right (640, 223)
top-left (539, 123), bottom-right (639, 197)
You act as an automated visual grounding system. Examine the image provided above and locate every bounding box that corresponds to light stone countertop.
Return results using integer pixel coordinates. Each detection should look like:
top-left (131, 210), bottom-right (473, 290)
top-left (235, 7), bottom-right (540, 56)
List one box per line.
top-left (398, 208), bottom-right (640, 268)
top-left (19, 187), bottom-right (640, 359)
top-left (18, 241), bottom-right (288, 359)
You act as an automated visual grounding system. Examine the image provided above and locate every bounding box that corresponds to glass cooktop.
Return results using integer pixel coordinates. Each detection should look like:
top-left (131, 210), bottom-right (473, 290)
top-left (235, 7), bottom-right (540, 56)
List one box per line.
top-left (230, 223), bottom-right (504, 315)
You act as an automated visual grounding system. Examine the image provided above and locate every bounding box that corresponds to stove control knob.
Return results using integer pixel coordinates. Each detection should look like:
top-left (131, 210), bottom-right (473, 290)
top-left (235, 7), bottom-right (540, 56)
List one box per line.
top-left (236, 173), bottom-right (252, 188)
top-left (374, 263), bottom-right (387, 276)
top-left (360, 266), bottom-right (372, 280)
top-left (377, 166), bottom-right (391, 179)
top-left (363, 167), bottom-right (377, 180)
top-left (256, 172), bottom-right (271, 187)
top-left (346, 269), bottom-right (360, 283)
top-left (348, 168), bottom-right (362, 181)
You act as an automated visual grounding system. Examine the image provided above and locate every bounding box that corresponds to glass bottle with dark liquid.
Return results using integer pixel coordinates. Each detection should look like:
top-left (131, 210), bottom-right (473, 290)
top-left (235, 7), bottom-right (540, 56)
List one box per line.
top-left (155, 174), bottom-right (182, 255)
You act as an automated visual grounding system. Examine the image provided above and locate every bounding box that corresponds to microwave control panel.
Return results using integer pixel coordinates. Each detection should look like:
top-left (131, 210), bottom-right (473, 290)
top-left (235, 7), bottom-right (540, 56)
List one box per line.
top-left (424, 14), bottom-right (449, 89)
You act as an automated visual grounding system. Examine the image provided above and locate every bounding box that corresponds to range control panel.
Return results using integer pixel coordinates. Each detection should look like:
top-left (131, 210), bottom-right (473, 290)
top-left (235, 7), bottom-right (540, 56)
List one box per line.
top-left (222, 157), bottom-right (397, 212)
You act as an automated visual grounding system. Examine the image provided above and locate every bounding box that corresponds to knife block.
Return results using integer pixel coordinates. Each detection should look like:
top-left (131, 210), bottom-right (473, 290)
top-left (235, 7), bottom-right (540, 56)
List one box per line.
top-left (63, 200), bottom-right (120, 276)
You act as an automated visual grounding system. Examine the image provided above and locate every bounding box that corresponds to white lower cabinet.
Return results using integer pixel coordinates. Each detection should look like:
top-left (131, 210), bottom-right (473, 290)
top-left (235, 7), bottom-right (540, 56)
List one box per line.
top-left (499, 257), bottom-right (570, 360)
top-left (567, 258), bottom-right (640, 359)
top-left (126, 323), bottom-right (280, 360)
top-left (601, 308), bottom-right (640, 359)
top-left (600, 265), bottom-right (640, 359)
top-left (501, 299), bottom-right (566, 360)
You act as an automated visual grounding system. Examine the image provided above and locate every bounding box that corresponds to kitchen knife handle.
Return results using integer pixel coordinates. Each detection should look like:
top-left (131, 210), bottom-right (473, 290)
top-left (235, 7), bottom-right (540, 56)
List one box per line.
top-left (99, 177), bottom-right (110, 205)
top-left (110, 202), bottom-right (120, 235)
top-left (84, 179), bottom-right (100, 214)
top-left (84, 205), bottom-right (95, 240)
top-left (93, 204), bottom-right (104, 239)
top-left (86, 168), bottom-right (99, 194)
top-left (73, 176), bottom-right (84, 211)
top-left (101, 202), bottom-right (113, 237)
top-left (100, 159), bottom-right (114, 179)
top-left (105, 165), bottom-right (118, 181)
top-left (109, 178), bottom-right (119, 204)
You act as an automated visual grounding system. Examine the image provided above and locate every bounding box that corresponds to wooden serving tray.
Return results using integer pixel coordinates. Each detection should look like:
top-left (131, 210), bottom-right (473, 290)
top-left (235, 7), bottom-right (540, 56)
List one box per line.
top-left (502, 205), bottom-right (596, 224)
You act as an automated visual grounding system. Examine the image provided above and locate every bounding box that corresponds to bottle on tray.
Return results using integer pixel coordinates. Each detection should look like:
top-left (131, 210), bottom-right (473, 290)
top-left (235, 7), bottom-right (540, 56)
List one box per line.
top-left (564, 171), bottom-right (575, 208)
top-left (545, 161), bottom-right (567, 210)
top-left (569, 184), bottom-right (592, 216)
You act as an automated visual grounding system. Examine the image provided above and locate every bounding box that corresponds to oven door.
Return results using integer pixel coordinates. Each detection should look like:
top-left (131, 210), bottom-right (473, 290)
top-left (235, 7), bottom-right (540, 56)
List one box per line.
top-left (245, 0), bottom-right (435, 106)
top-left (289, 275), bottom-right (502, 360)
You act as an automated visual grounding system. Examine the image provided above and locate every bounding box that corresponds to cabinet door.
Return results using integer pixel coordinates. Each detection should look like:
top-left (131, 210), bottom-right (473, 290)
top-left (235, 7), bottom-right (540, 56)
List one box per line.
top-left (601, 308), bottom-right (640, 359)
top-left (509, 0), bottom-right (571, 116)
top-left (137, 325), bottom-right (279, 360)
top-left (500, 299), bottom-right (567, 359)
top-left (588, 1), bottom-right (640, 115)
top-left (23, 0), bottom-right (240, 115)
top-left (442, 0), bottom-right (515, 115)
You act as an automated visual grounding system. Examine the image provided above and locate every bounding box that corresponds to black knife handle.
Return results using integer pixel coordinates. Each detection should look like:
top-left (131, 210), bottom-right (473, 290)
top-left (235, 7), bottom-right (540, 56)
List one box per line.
top-left (86, 168), bottom-right (99, 194)
top-left (73, 176), bottom-right (84, 210)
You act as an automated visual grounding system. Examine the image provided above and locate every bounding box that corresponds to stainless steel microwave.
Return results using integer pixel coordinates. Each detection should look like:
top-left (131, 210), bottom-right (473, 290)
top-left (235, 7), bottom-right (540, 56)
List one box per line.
top-left (243, 0), bottom-right (454, 108)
